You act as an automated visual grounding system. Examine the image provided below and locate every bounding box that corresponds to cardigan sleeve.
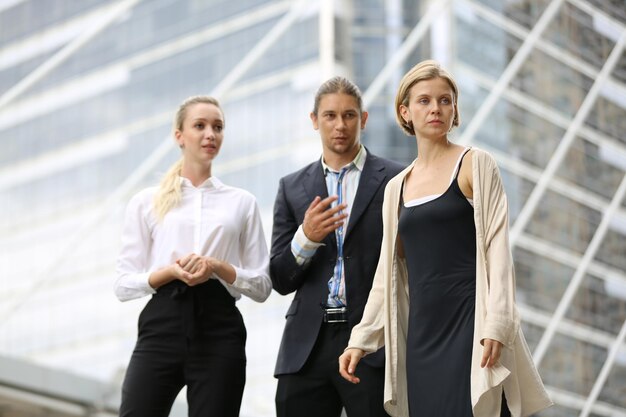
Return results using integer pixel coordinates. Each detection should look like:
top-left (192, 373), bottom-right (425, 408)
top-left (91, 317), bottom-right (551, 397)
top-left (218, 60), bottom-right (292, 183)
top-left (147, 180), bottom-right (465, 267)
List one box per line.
top-left (346, 253), bottom-right (386, 353)
top-left (346, 181), bottom-right (398, 353)
top-left (477, 152), bottom-right (519, 347)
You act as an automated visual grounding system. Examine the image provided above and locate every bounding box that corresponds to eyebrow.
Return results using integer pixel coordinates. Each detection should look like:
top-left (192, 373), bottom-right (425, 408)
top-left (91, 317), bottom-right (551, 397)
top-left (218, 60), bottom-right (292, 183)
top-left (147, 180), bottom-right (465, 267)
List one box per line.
top-left (415, 93), bottom-right (452, 97)
top-left (414, 94), bottom-right (453, 102)
top-left (192, 117), bottom-right (223, 123)
top-left (322, 109), bottom-right (358, 114)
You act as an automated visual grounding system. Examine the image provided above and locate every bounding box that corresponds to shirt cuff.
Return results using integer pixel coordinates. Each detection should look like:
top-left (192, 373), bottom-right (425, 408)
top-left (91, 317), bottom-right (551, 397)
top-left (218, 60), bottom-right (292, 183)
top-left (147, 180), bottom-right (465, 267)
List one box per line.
top-left (115, 271), bottom-right (156, 301)
top-left (225, 265), bottom-right (272, 302)
top-left (137, 271), bottom-right (157, 293)
top-left (291, 225), bottom-right (324, 265)
top-left (224, 268), bottom-right (239, 287)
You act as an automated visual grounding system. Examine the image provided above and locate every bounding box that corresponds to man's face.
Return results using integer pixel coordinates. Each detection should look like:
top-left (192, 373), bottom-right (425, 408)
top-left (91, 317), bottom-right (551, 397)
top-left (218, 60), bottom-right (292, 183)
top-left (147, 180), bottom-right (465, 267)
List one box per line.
top-left (311, 93), bottom-right (368, 159)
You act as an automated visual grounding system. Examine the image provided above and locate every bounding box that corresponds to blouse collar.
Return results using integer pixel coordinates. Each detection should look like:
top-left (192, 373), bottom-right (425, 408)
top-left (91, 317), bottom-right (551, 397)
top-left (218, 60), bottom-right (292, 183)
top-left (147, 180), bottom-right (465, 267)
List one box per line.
top-left (179, 176), bottom-right (222, 190)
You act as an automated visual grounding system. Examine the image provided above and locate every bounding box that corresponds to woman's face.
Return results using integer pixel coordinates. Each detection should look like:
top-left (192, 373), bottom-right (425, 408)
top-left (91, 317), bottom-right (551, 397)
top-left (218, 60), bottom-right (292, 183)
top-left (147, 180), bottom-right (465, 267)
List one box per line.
top-left (400, 77), bottom-right (456, 140)
top-left (175, 102), bottom-right (224, 164)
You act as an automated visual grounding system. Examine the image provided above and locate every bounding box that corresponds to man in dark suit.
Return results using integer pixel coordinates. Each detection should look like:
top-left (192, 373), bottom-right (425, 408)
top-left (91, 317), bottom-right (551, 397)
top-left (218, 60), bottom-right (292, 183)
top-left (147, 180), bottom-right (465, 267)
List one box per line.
top-left (270, 76), bottom-right (404, 417)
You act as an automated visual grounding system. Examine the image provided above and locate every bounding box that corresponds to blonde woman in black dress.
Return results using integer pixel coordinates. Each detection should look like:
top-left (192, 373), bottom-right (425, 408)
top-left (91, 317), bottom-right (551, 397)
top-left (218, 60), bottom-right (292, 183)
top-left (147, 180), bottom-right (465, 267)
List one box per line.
top-left (339, 61), bottom-right (551, 417)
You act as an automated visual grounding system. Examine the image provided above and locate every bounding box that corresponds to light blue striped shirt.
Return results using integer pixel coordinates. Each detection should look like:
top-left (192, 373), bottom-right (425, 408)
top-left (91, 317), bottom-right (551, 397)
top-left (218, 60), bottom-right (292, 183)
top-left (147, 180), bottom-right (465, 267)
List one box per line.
top-left (290, 146), bottom-right (367, 306)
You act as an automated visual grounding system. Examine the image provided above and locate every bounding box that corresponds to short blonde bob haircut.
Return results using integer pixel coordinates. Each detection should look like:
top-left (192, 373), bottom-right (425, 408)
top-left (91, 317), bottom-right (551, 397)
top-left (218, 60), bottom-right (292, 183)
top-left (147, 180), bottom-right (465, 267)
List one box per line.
top-left (394, 60), bottom-right (461, 136)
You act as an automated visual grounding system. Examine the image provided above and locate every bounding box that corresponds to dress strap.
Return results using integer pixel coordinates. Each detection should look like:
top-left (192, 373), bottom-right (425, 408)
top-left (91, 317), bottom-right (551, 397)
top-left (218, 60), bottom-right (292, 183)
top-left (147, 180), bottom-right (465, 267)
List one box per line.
top-left (451, 147), bottom-right (471, 182)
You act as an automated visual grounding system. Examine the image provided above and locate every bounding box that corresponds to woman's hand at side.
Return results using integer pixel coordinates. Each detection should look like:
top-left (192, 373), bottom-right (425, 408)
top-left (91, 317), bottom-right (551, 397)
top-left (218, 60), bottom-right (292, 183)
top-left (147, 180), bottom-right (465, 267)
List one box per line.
top-left (339, 348), bottom-right (365, 384)
top-left (481, 338), bottom-right (503, 368)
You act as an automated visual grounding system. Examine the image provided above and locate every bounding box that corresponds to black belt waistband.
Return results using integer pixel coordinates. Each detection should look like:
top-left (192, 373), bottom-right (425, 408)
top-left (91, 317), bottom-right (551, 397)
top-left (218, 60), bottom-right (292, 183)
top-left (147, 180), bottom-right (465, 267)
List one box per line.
top-left (154, 280), bottom-right (236, 339)
top-left (155, 280), bottom-right (235, 305)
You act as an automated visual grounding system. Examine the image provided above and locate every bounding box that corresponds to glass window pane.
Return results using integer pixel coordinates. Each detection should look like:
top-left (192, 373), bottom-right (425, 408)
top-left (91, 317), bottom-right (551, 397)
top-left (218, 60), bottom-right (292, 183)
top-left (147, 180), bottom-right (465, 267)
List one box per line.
top-left (514, 248), bottom-right (573, 315)
top-left (476, 100), bottom-right (564, 169)
top-left (512, 49), bottom-right (594, 117)
top-left (541, 334), bottom-right (607, 396)
top-left (599, 360), bottom-right (626, 408)
top-left (565, 274), bottom-right (626, 335)
top-left (500, 169), bottom-right (534, 224)
top-left (543, 2), bottom-right (616, 69)
top-left (586, 95), bottom-right (626, 146)
top-left (521, 321), bottom-right (545, 352)
top-left (245, 17), bottom-right (319, 81)
top-left (527, 191), bottom-right (602, 255)
top-left (556, 137), bottom-right (625, 199)
top-left (455, 14), bottom-right (521, 80)
top-left (595, 228), bottom-right (626, 271)
top-left (503, 0), bottom-right (552, 29)
top-left (472, 0), bottom-right (551, 29)
top-left (0, 0), bottom-right (104, 42)
top-left (455, 78), bottom-right (490, 137)
top-left (585, 0), bottom-right (626, 25)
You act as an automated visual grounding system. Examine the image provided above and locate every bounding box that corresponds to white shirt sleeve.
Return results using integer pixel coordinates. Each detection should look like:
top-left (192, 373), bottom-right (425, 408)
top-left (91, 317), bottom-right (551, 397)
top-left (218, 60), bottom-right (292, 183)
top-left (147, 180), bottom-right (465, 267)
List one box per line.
top-left (114, 179), bottom-right (271, 303)
top-left (114, 192), bottom-right (157, 302)
top-left (227, 200), bottom-right (271, 302)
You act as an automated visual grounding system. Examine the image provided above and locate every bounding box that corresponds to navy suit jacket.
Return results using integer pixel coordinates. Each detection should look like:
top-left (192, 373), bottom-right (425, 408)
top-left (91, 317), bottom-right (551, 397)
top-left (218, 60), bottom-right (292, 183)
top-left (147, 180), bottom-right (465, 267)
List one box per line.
top-left (270, 149), bottom-right (404, 376)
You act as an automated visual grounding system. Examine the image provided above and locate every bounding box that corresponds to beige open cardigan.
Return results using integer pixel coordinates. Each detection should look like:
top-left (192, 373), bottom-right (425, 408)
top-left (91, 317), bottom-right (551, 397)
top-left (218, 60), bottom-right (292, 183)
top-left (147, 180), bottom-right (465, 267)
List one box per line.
top-left (347, 148), bottom-right (552, 417)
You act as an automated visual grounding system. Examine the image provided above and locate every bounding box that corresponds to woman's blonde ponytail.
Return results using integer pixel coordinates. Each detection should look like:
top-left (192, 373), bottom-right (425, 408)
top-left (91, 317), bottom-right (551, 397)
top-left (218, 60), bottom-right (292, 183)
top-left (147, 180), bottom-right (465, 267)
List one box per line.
top-left (152, 95), bottom-right (223, 221)
top-left (153, 158), bottom-right (184, 221)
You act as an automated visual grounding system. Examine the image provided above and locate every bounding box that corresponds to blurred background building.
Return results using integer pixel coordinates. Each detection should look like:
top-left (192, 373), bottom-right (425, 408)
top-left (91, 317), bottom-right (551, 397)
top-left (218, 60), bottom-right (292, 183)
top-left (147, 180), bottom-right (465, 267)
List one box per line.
top-left (0, 0), bottom-right (625, 416)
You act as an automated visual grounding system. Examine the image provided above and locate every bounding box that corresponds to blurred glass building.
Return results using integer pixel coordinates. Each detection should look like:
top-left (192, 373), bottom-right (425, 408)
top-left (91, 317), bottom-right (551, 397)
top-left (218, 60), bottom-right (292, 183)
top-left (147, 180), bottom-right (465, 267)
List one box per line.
top-left (0, 0), bottom-right (625, 416)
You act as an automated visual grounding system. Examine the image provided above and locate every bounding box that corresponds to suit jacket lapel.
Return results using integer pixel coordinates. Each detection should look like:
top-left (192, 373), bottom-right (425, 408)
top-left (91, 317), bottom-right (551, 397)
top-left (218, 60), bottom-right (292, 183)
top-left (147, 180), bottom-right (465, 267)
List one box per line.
top-left (302, 161), bottom-right (337, 247)
top-left (303, 160), bottom-right (329, 202)
top-left (345, 153), bottom-right (385, 239)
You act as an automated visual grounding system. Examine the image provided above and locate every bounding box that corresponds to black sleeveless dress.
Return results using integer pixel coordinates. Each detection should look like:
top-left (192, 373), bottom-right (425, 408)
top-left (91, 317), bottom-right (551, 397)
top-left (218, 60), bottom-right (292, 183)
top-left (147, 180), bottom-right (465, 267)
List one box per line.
top-left (398, 151), bottom-right (477, 416)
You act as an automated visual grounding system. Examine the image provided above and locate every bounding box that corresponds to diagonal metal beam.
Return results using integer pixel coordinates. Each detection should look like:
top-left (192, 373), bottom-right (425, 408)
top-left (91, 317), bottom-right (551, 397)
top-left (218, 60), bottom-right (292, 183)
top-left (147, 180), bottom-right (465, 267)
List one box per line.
top-left (579, 313), bottom-right (626, 417)
top-left (0, 0), bottom-right (142, 111)
top-left (0, 1), bottom-right (293, 133)
top-left (457, 0), bottom-right (564, 145)
top-left (510, 29), bottom-right (626, 245)
top-left (0, 0), bottom-right (310, 326)
top-left (362, 0), bottom-right (451, 108)
top-left (212, 0), bottom-right (307, 97)
top-left (533, 141), bottom-right (626, 365)
top-left (530, 30), bottom-right (626, 366)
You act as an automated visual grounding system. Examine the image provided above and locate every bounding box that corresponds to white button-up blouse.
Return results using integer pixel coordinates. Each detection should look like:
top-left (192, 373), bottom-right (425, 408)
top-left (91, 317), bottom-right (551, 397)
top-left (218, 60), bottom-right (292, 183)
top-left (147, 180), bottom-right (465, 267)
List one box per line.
top-left (115, 176), bottom-right (271, 303)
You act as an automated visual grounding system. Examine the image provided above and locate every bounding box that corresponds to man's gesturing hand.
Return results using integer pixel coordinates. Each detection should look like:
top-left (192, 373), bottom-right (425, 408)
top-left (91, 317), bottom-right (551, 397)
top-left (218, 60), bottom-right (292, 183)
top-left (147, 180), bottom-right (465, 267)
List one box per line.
top-left (302, 195), bottom-right (348, 242)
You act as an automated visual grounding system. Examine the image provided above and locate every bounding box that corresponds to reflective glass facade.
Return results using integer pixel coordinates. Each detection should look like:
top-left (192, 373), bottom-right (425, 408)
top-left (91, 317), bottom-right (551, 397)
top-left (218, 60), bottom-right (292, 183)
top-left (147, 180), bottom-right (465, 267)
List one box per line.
top-left (1, 1), bottom-right (625, 416)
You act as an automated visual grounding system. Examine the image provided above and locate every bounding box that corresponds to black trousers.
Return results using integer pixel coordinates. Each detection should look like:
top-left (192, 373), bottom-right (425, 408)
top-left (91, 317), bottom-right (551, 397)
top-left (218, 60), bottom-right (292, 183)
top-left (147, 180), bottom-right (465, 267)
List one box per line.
top-left (119, 280), bottom-right (246, 417)
top-left (276, 322), bottom-right (389, 417)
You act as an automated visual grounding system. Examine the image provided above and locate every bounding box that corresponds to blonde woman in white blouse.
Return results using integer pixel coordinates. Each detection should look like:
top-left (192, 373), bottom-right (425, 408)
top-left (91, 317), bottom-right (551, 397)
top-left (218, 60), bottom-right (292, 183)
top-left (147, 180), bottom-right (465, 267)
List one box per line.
top-left (115, 96), bottom-right (271, 417)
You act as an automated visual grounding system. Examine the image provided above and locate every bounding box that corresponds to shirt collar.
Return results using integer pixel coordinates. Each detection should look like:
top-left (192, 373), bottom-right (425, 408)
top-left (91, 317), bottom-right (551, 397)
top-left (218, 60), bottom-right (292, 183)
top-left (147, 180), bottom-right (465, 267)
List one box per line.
top-left (321, 145), bottom-right (367, 174)
top-left (179, 176), bottom-right (222, 189)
